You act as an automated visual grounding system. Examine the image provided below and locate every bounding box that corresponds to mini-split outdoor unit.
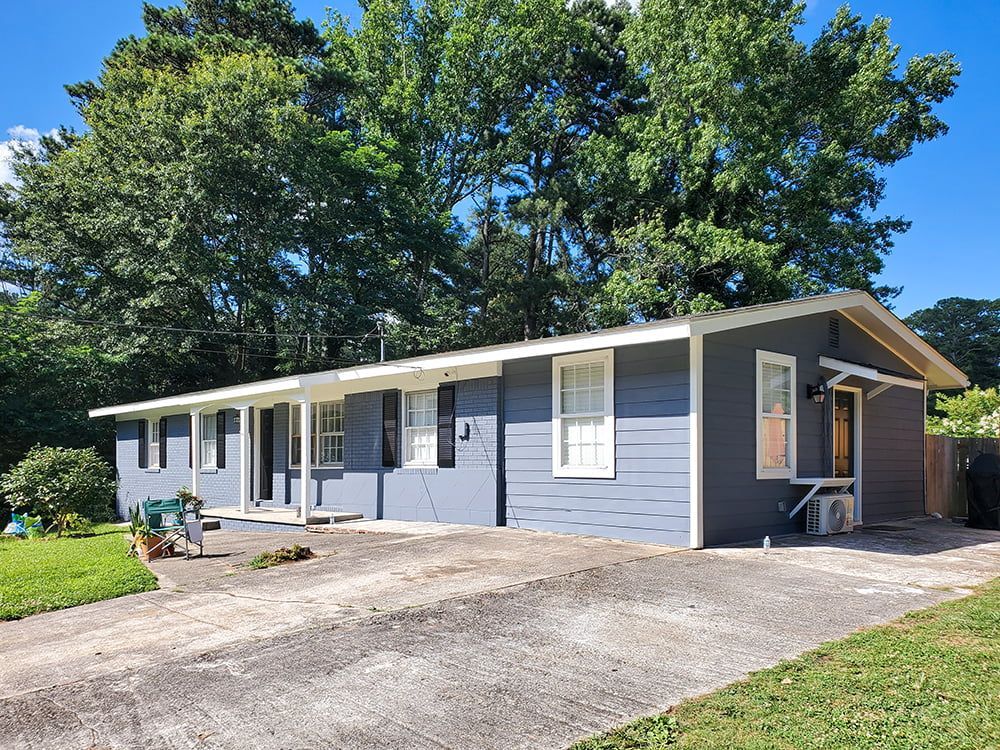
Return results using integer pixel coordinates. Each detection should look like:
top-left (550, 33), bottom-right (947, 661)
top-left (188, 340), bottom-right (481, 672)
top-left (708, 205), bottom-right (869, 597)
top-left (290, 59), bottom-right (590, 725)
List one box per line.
top-left (806, 493), bottom-right (855, 536)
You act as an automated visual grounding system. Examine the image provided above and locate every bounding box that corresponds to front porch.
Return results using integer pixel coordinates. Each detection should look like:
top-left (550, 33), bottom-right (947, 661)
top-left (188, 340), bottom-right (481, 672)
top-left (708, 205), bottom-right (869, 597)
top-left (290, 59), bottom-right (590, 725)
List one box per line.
top-left (201, 506), bottom-right (364, 528)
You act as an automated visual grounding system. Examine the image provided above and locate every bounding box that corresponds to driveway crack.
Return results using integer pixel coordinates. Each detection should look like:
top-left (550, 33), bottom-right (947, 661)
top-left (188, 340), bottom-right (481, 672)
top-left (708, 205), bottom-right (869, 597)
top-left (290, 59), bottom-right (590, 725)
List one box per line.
top-left (37, 694), bottom-right (100, 749)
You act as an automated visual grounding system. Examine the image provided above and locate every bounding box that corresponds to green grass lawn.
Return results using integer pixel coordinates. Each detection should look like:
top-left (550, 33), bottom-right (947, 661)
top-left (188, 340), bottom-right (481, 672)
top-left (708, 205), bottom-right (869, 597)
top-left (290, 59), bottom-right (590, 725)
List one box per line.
top-left (573, 579), bottom-right (1000, 750)
top-left (0, 523), bottom-right (158, 620)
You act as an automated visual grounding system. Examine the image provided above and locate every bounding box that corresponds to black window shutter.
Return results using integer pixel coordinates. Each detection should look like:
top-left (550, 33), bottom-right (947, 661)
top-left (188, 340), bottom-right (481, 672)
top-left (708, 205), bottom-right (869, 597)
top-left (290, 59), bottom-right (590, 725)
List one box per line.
top-left (188, 417), bottom-right (193, 468)
top-left (138, 419), bottom-right (148, 469)
top-left (437, 384), bottom-right (456, 469)
top-left (216, 411), bottom-right (227, 469)
top-left (382, 391), bottom-right (398, 467)
top-left (159, 416), bottom-right (168, 468)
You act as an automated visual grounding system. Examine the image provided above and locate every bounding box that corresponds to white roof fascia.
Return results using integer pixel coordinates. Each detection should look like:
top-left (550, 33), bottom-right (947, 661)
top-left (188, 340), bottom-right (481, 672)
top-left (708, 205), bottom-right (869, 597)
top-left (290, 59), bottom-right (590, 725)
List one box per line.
top-left (838, 308), bottom-right (969, 389)
top-left (306, 322), bottom-right (692, 385)
top-left (88, 377), bottom-right (305, 418)
top-left (88, 289), bottom-right (967, 419)
top-left (690, 291), bottom-right (967, 390)
top-left (688, 293), bottom-right (864, 336)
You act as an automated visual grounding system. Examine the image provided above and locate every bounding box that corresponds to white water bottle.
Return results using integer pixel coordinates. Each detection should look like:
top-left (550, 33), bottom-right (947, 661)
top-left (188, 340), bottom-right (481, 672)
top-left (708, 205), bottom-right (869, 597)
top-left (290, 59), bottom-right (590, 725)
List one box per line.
top-left (763, 535), bottom-right (771, 553)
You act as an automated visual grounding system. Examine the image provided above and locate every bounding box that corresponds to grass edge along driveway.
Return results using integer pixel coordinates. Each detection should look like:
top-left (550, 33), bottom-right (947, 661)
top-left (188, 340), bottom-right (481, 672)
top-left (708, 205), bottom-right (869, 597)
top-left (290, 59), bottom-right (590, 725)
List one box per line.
top-left (572, 577), bottom-right (1000, 750)
top-left (0, 523), bottom-right (158, 620)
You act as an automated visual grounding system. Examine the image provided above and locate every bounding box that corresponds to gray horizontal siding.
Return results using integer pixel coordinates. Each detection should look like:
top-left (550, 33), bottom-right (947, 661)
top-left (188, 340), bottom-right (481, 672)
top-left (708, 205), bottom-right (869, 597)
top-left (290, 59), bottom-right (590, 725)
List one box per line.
top-left (504, 341), bottom-right (690, 546)
top-left (862, 384), bottom-right (924, 521)
top-left (702, 312), bottom-right (926, 545)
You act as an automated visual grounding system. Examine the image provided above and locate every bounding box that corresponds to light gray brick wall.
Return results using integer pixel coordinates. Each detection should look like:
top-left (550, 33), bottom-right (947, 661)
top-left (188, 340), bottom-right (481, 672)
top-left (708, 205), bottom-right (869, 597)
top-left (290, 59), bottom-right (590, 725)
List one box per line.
top-left (197, 409), bottom-right (241, 509)
top-left (115, 414), bottom-right (192, 519)
top-left (345, 390), bottom-right (391, 470)
top-left (341, 378), bottom-right (500, 525)
top-left (455, 377), bottom-right (499, 470)
top-left (115, 378), bottom-right (501, 527)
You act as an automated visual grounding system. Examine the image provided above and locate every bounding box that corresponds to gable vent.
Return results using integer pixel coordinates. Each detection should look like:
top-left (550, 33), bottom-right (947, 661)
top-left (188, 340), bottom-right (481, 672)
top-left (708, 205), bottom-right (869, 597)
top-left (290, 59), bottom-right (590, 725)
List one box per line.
top-left (828, 317), bottom-right (841, 349)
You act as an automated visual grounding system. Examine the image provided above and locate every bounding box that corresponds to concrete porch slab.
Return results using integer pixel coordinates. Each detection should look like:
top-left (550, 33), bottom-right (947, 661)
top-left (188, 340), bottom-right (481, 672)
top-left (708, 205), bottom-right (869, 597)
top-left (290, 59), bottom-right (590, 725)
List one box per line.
top-left (200, 505), bottom-right (363, 526)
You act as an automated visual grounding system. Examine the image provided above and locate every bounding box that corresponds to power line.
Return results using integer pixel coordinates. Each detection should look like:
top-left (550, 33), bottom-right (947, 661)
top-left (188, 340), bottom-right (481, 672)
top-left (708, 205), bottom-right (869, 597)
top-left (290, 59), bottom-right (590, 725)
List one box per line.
top-left (0, 313), bottom-right (368, 367)
top-left (0, 307), bottom-right (381, 342)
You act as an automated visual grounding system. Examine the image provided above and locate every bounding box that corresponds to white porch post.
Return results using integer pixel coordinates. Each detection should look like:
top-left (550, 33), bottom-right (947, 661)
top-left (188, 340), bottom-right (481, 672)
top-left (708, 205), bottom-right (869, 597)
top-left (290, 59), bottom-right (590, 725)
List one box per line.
top-left (238, 404), bottom-right (252, 513)
top-left (299, 391), bottom-right (312, 520)
top-left (190, 408), bottom-right (201, 497)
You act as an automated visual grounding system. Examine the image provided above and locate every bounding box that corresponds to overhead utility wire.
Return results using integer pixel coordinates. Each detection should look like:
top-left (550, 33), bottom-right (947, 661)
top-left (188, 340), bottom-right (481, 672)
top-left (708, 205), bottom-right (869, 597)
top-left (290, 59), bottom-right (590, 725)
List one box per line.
top-left (0, 307), bottom-right (380, 342)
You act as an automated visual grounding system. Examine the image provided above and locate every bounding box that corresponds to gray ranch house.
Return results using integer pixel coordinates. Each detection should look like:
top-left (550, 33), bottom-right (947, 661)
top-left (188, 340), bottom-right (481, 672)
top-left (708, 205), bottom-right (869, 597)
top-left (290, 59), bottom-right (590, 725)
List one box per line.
top-left (90, 291), bottom-right (967, 547)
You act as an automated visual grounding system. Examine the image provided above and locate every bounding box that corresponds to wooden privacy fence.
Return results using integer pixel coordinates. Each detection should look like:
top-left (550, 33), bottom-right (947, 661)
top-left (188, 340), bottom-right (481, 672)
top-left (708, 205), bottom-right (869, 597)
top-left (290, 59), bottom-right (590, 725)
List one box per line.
top-left (925, 435), bottom-right (1000, 518)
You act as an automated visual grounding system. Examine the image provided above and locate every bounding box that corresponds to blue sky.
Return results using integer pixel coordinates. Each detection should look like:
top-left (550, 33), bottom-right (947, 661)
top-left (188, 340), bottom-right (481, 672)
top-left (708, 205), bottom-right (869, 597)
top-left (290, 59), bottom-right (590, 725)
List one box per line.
top-left (1, 1), bottom-right (996, 317)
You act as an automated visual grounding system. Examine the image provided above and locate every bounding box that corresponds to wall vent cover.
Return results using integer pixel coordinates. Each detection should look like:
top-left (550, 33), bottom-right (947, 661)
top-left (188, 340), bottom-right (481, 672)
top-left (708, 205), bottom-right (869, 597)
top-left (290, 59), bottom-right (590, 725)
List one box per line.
top-left (828, 317), bottom-right (841, 349)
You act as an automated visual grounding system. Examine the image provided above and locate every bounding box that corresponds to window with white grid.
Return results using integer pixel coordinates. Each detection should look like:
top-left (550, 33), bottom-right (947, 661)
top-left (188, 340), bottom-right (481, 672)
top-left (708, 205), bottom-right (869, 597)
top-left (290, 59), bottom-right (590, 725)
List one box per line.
top-left (756, 350), bottom-right (796, 479)
top-left (290, 402), bottom-right (344, 467)
top-left (552, 349), bottom-right (614, 478)
top-left (149, 419), bottom-right (161, 468)
top-left (200, 413), bottom-right (217, 468)
top-left (318, 401), bottom-right (345, 466)
top-left (405, 390), bottom-right (437, 466)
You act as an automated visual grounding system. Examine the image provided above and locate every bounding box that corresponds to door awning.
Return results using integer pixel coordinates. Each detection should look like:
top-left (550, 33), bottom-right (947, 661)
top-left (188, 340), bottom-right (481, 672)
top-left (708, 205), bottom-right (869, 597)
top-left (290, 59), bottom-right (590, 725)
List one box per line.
top-left (819, 356), bottom-right (924, 400)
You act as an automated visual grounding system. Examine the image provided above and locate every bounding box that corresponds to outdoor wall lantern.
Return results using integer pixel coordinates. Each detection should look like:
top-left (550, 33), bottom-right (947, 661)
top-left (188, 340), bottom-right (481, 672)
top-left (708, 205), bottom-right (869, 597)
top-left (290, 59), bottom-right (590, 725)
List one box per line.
top-left (806, 378), bottom-right (827, 404)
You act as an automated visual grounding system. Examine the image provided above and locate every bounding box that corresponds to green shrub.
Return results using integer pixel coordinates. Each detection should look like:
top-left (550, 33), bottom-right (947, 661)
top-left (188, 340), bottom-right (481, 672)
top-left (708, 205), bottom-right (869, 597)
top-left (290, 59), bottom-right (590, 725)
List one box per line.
top-left (0, 446), bottom-right (116, 537)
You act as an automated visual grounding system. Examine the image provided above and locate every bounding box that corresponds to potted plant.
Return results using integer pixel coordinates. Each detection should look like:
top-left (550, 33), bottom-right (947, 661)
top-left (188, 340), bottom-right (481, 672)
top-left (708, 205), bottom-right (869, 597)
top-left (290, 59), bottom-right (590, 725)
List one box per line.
top-left (176, 486), bottom-right (205, 548)
top-left (128, 503), bottom-right (162, 560)
top-left (176, 486), bottom-right (203, 518)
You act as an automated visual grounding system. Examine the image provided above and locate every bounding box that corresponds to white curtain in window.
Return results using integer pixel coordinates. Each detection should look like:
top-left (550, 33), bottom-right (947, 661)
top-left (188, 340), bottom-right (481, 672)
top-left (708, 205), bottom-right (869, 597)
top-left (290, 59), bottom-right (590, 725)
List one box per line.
top-left (201, 413), bottom-right (217, 467)
top-left (405, 391), bottom-right (437, 465)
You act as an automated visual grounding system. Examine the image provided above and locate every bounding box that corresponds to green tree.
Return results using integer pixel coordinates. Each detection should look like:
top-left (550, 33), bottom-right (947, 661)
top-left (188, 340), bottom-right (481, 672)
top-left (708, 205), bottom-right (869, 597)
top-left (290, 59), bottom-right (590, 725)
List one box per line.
top-left (0, 293), bottom-right (122, 473)
top-left (1, 0), bottom-right (445, 385)
top-left (585, 1), bottom-right (959, 320)
top-left (906, 298), bottom-right (1000, 389)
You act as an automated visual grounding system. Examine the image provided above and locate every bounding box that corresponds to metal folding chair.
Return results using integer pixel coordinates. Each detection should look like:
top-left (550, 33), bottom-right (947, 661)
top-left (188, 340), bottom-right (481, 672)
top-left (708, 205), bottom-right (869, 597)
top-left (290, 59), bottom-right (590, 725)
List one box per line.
top-left (142, 498), bottom-right (204, 559)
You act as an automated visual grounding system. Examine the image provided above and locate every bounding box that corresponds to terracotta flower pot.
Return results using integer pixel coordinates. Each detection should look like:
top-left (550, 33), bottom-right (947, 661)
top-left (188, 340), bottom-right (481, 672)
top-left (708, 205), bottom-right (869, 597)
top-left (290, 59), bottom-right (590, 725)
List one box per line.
top-left (136, 535), bottom-right (164, 561)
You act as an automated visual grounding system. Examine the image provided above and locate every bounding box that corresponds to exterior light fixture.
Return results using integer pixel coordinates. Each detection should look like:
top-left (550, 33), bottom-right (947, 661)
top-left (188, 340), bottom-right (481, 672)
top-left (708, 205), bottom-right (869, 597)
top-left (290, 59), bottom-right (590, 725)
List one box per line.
top-left (806, 379), bottom-right (827, 404)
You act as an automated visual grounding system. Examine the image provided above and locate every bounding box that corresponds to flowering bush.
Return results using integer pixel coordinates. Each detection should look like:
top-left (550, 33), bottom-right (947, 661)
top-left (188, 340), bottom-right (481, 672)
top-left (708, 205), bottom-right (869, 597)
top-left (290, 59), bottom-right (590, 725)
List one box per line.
top-left (927, 387), bottom-right (1000, 438)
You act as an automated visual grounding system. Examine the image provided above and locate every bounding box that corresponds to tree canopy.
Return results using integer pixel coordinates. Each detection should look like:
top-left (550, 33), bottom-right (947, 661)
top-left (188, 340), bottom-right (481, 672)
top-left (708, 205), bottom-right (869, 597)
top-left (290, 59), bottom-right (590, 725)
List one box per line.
top-left (0, 0), bottom-right (962, 468)
top-left (906, 297), bottom-right (1000, 390)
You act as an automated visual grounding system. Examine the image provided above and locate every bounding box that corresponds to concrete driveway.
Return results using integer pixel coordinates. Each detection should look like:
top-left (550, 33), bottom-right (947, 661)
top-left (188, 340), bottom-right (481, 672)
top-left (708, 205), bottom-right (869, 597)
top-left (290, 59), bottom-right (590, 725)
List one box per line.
top-left (1, 518), bottom-right (999, 749)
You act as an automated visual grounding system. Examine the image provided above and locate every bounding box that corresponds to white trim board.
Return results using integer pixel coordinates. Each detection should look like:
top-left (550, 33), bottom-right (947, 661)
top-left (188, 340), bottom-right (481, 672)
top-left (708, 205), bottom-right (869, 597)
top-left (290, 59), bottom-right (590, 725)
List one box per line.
top-left (688, 335), bottom-right (704, 549)
top-left (755, 349), bottom-right (798, 481)
top-left (818, 356), bottom-right (924, 390)
top-left (831, 385), bottom-right (863, 523)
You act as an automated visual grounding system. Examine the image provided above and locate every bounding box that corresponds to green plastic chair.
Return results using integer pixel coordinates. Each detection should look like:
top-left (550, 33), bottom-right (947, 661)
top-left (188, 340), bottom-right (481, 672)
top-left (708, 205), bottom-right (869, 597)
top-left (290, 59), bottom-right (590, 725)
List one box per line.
top-left (142, 497), bottom-right (203, 559)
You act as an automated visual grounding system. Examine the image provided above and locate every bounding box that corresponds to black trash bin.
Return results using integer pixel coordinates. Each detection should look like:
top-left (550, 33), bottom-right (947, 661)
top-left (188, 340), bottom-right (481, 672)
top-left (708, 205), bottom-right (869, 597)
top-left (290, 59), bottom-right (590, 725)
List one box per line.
top-left (966, 452), bottom-right (1000, 530)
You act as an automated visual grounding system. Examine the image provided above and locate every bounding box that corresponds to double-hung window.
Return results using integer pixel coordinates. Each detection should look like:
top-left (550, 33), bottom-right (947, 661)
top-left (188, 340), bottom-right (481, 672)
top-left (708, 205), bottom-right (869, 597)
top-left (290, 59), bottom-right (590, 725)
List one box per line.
top-left (404, 390), bottom-right (437, 466)
top-left (290, 401), bottom-right (344, 467)
top-left (318, 401), bottom-right (344, 466)
top-left (148, 419), bottom-right (161, 468)
top-left (552, 349), bottom-right (615, 478)
top-left (756, 350), bottom-right (796, 479)
top-left (200, 412), bottom-right (217, 468)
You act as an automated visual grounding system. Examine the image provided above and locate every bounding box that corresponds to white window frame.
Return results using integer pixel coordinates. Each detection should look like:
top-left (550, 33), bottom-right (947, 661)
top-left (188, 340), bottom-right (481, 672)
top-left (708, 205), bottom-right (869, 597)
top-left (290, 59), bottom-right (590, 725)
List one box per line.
top-left (289, 401), bottom-right (344, 468)
top-left (552, 348), bottom-right (615, 479)
top-left (756, 349), bottom-right (797, 480)
top-left (200, 412), bottom-right (218, 469)
top-left (403, 389), bottom-right (438, 468)
top-left (317, 401), bottom-right (345, 467)
top-left (148, 419), bottom-right (161, 469)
